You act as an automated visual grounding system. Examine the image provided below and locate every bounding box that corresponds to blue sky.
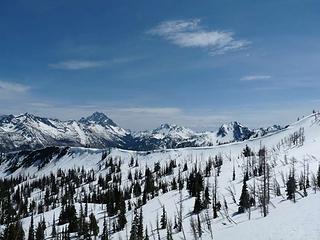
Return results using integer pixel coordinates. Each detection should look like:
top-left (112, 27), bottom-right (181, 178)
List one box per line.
top-left (0, 0), bottom-right (320, 130)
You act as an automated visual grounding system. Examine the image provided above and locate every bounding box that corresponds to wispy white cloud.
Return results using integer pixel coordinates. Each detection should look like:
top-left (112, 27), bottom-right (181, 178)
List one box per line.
top-left (49, 60), bottom-right (106, 70)
top-left (240, 75), bottom-right (271, 81)
top-left (0, 80), bottom-right (30, 100)
top-left (0, 80), bottom-right (30, 93)
top-left (148, 19), bottom-right (250, 55)
top-left (117, 107), bottom-right (182, 115)
top-left (49, 57), bottom-right (141, 70)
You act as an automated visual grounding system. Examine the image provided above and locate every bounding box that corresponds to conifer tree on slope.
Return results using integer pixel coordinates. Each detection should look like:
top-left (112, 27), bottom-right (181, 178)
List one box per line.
top-left (287, 159), bottom-right (297, 202)
top-left (317, 165), bottom-right (320, 188)
top-left (160, 206), bottom-right (167, 229)
top-left (2, 221), bottom-right (25, 240)
top-left (35, 218), bottom-right (46, 240)
top-left (138, 208), bottom-right (144, 240)
top-left (129, 208), bottom-right (139, 240)
top-left (117, 196), bottom-right (127, 231)
top-left (28, 215), bottom-right (35, 240)
top-left (238, 179), bottom-right (250, 213)
top-left (101, 215), bottom-right (109, 240)
top-left (51, 214), bottom-right (56, 238)
top-left (286, 170), bottom-right (297, 202)
top-left (89, 212), bottom-right (99, 238)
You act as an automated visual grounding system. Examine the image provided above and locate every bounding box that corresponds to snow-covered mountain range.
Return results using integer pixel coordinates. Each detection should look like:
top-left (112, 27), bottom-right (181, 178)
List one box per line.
top-left (0, 112), bottom-right (283, 152)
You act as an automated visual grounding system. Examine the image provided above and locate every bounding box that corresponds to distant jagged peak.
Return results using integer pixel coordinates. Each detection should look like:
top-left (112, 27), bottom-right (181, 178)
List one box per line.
top-left (155, 123), bottom-right (185, 131)
top-left (0, 114), bottom-right (16, 123)
top-left (148, 123), bottom-right (196, 140)
top-left (16, 112), bottom-right (36, 119)
top-left (79, 112), bottom-right (117, 127)
top-left (153, 123), bottom-right (193, 132)
top-left (218, 121), bottom-right (249, 134)
top-left (217, 121), bottom-right (252, 141)
top-left (220, 121), bottom-right (245, 128)
top-left (0, 112), bottom-right (39, 124)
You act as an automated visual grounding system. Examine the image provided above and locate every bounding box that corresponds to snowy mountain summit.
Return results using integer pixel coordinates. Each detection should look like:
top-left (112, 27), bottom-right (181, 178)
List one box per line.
top-left (151, 123), bottom-right (195, 140)
top-left (217, 121), bottom-right (253, 141)
top-left (79, 112), bottom-right (118, 127)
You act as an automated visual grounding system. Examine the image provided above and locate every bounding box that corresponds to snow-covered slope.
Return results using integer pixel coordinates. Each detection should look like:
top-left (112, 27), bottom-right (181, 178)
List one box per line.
top-left (0, 113), bottom-right (319, 239)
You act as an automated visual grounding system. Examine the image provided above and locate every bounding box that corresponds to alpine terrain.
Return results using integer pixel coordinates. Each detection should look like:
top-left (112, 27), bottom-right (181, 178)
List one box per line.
top-left (0, 111), bottom-right (319, 240)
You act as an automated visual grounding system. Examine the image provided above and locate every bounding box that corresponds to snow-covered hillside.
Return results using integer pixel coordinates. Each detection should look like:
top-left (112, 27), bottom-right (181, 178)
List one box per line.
top-left (0, 113), bottom-right (319, 239)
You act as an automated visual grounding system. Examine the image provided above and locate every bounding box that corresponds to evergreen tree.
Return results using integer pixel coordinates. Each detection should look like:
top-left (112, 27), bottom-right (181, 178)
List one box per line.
top-left (197, 214), bottom-right (202, 238)
top-left (203, 186), bottom-right (211, 208)
top-left (171, 177), bottom-right (177, 190)
top-left (82, 221), bottom-right (91, 240)
top-left (212, 173), bottom-right (219, 219)
top-left (133, 181), bottom-right (142, 197)
top-left (28, 215), bottom-right (35, 240)
top-left (89, 213), bottom-right (99, 238)
top-left (232, 165), bottom-right (236, 181)
top-left (160, 206), bottom-right (167, 229)
top-left (193, 194), bottom-right (203, 214)
top-left (51, 214), bottom-right (56, 238)
top-left (17, 221), bottom-right (26, 240)
top-left (144, 227), bottom-right (149, 240)
top-left (243, 145), bottom-right (253, 157)
top-left (166, 223), bottom-right (173, 240)
top-left (238, 179), bottom-right (250, 213)
top-left (187, 170), bottom-right (204, 197)
top-left (286, 171), bottom-right (297, 201)
top-left (183, 162), bottom-right (188, 172)
top-left (317, 165), bottom-right (320, 188)
top-left (78, 203), bottom-right (85, 237)
top-left (59, 204), bottom-right (78, 233)
top-left (101, 215), bottom-right (109, 240)
top-left (3, 221), bottom-right (25, 240)
top-left (117, 196), bottom-right (127, 231)
top-left (138, 208), bottom-right (144, 240)
top-left (85, 201), bottom-right (88, 217)
top-left (129, 208), bottom-right (139, 240)
top-left (35, 219), bottom-right (45, 240)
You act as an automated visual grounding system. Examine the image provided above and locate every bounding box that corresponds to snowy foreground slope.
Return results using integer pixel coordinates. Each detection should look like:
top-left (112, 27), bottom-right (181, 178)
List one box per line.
top-left (0, 113), bottom-right (320, 239)
top-left (215, 193), bottom-right (320, 240)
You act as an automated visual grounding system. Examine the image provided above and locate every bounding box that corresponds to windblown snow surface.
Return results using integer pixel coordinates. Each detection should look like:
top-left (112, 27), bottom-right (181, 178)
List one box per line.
top-left (1, 114), bottom-right (320, 240)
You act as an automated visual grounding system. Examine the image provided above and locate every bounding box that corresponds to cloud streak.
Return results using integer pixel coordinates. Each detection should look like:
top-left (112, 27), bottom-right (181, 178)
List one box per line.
top-left (148, 19), bottom-right (250, 55)
top-left (49, 57), bottom-right (141, 70)
top-left (49, 60), bottom-right (107, 70)
top-left (0, 80), bottom-right (30, 93)
top-left (0, 80), bottom-right (30, 100)
top-left (117, 107), bottom-right (182, 115)
top-left (240, 75), bottom-right (272, 81)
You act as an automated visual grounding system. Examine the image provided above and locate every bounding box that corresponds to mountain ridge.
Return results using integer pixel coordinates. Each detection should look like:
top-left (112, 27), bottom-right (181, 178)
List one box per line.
top-left (0, 112), bottom-right (283, 152)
